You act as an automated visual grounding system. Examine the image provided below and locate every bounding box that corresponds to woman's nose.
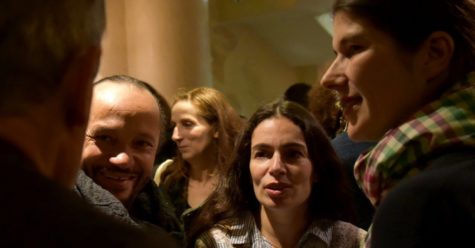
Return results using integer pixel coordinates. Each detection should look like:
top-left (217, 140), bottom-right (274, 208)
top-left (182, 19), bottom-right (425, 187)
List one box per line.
top-left (269, 154), bottom-right (286, 177)
top-left (171, 126), bottom-right (182, 142)
top-left (320, 57), bottom-right (347, 90)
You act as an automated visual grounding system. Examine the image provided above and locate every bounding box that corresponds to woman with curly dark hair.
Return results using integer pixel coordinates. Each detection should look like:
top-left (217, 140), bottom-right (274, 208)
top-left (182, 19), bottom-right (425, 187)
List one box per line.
top-left (193, 100), bottom-right (365, 247)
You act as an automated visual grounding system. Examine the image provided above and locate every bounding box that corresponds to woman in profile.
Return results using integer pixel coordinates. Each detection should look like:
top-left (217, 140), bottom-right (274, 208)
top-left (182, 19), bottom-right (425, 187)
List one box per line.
top-left (155, 87), bottom-right (243, 242)
top-left (321, 0), bottom-right (475, 246)
top-left (194, 100), bottom-right (365, 247)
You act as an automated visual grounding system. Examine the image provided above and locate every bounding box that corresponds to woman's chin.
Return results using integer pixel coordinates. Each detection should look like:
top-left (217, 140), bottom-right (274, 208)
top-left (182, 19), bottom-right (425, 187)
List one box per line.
top-left (347, 124), bottom-right (379, 142)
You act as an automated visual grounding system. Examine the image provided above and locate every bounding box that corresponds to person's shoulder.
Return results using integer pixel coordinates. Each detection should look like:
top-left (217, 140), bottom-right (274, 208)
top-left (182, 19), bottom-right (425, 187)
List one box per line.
top-left (329, 220), bottom-right (367, 243)
top-left (308, 219), bottom-right (366, 248)
top-left (78, 213), bottom-right (179, 248)
top-left (371, 151), bottom-right (475, 248)
top-left (195, 226), bottom-right (232, 248)
top-left (195, 212), bottom-right (254, 248)
top-left (154, 159), bottom-right (175, 185)
top-left (75, 170), bottom-right (137, 225)
top-left (1, 170), bottom-right (178, 247)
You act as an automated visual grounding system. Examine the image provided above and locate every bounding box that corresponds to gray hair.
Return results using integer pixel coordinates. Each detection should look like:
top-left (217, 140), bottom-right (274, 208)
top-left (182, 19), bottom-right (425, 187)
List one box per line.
top-left (0, 0), bottom-right (105, 115)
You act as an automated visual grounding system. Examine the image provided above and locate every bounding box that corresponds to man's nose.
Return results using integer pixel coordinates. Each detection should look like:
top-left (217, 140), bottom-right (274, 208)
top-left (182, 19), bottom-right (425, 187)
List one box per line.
top-left (109, 152), bottom-right (132, 167)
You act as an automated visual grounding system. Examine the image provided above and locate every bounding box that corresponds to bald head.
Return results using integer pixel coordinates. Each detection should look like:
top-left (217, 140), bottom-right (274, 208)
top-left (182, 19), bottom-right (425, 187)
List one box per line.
top-left (82, 81), bottom-right (162, 207)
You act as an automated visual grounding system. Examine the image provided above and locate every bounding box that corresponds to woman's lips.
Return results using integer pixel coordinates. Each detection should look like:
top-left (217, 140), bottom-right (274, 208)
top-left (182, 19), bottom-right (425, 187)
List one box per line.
top-left (264, 182), bottom-right (291, 197)
top-left (340, 96), bottom-right (362, 119)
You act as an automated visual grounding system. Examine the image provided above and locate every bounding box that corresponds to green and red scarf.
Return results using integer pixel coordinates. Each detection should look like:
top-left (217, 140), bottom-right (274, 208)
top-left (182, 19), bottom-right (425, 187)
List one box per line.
top-left (354, 73), bottom-right (475, 206)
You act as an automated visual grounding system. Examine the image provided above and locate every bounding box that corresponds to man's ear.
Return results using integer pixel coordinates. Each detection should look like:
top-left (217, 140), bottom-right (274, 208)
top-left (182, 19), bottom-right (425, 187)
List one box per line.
top-left (421, 31), bottom-right (454, 82)
top-left (61, 45), bottom-right (102, 128)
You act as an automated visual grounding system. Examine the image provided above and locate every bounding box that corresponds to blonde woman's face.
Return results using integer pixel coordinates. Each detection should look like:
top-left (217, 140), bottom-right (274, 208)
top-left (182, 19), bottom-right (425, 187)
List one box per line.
top-left (171, 100), bottom-right (216, 162)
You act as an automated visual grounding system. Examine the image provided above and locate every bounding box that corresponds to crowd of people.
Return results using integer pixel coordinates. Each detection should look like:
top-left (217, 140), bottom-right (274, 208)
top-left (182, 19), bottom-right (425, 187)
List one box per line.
top-left (2, 0), bottom-right (475, 247)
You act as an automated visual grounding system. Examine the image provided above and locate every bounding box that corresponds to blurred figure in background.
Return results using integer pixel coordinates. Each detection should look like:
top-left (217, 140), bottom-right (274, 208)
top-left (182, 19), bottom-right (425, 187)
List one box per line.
top-left (331, 131), bottom-right (375, 230)
top-left (283, 82), bottom-right (312, 109)
top-left (155, 87), bottom-right (244, 244)
top-left (309, 82), bottom-right (375, 229)
top-left (308, 83), bottom-right (344, 138)
top-left (153, 91), bottom-right (177, 167)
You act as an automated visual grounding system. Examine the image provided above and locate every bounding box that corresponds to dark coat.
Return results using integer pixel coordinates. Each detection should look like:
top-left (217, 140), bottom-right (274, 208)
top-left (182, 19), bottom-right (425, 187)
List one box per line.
top-left (0, 139), bottom-right (177, 247)
top-left (331, 132), bottom-right (375, 229)
top-left (371, 149), bottom-right (475, 248)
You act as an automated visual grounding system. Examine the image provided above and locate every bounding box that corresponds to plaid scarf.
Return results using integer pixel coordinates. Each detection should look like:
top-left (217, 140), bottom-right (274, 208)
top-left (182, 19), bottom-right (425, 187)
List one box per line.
top-left (354, 73), bottom-right (475, 206)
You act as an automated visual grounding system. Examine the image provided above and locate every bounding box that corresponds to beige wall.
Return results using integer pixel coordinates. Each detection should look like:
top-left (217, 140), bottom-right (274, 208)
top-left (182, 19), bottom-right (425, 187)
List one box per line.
top-left (99, 0), bottom-right (324, 116)
top-left (210, 24), bottom-right (298, 117)
top-left (99, 0), bottom-right (212, 104)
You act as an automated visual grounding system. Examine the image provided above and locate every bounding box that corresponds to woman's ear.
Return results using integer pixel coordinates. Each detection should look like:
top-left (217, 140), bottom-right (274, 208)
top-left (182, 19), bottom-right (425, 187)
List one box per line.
top-left (213, 130), bottom-right (219, 138)
top-left (421, 31), bottom-right (454, 82)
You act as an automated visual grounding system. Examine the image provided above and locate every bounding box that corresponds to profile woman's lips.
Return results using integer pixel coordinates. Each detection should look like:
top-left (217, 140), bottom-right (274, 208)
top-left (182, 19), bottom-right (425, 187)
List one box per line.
top-left (340, 95), bottom-right (362, 118)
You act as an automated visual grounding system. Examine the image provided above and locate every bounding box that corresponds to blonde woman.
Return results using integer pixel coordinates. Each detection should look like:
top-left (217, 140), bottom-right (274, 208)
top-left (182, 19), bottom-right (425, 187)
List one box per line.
top-left (155, 87), bottom-right (243, 242)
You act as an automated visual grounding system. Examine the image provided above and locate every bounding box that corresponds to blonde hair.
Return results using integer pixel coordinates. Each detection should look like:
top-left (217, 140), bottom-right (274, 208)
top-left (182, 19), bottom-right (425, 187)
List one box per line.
top-left (160, 87), bottom-right (244, 189)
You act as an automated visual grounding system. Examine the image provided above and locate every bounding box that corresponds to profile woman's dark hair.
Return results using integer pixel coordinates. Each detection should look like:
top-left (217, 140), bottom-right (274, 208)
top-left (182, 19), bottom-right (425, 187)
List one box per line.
top-left (189, 99), bottom-right (355, 241)
top-left (333, 0), bottom-right (475, 84)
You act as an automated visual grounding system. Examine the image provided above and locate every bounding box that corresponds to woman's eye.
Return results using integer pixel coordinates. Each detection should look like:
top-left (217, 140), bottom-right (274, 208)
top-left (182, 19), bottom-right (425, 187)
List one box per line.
top-left (182, 121), bottom-right (194, 127)
top-left (285, 150), bottom-right (304, 161)
top-left (254, 151), bottom-right (271, 159)
top-left (346, 45), bottom-right (363, 57)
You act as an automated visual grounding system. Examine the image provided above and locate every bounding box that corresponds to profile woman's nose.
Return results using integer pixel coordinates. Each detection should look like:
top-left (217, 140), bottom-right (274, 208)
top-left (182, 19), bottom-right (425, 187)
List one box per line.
top-left (320, 58), bottom-right (346, 90)
top-left (171, 126), bottom-right (183, 142)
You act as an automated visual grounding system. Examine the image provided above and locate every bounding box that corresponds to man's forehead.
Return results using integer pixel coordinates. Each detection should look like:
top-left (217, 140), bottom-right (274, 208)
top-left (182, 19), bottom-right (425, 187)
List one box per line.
top-left (93, 81), bottom-right (161, 111)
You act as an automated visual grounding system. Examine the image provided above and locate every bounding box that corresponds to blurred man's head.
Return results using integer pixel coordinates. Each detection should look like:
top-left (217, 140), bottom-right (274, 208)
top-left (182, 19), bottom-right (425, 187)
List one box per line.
top-left (82, 75), bottom-right (162, 208)
top-left (0, 0), bottom-right (105, 187)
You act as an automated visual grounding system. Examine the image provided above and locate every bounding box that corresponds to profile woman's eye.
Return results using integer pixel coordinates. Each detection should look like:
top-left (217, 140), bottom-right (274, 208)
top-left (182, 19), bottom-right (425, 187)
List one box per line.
top-left (346, 44), bottom-right (363, 57)
top-left (182, 120), bottom-right (194, 128)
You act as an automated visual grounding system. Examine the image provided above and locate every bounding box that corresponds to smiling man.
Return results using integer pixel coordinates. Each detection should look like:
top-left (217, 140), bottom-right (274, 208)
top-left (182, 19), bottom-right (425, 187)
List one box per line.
top-left (76, 75), bottom-right (182, 242)
top-left (83, 76), bottom-right (161, 207)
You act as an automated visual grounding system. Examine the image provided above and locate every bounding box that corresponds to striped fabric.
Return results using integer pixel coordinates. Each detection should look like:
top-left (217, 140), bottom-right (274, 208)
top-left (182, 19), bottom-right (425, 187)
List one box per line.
top-left (354, 72), bottom-right (475, 206)
top-left (194, 212), bottom-right (366, 248)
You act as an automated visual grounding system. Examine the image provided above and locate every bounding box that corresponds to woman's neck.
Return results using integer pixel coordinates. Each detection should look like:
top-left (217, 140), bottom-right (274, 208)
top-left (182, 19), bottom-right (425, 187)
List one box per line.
top-left (259, 205), bottom-right (310, 248)
top-left (187, 156), bottom-right (218, 182)
top-left (185, 157), bottom-right (218, 208)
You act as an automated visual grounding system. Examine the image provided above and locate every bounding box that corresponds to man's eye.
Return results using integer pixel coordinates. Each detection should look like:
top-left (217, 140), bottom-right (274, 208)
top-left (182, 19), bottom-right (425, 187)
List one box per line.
top-left (135, 140), bottom-right (153, 149)
top-left (89, 134), bottom-right (113, 143)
